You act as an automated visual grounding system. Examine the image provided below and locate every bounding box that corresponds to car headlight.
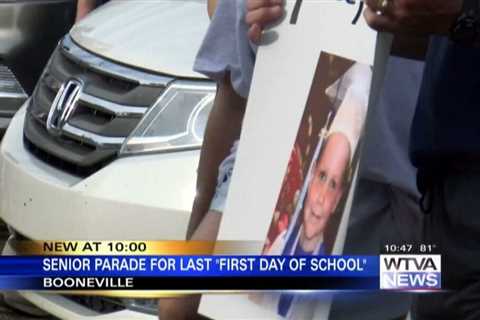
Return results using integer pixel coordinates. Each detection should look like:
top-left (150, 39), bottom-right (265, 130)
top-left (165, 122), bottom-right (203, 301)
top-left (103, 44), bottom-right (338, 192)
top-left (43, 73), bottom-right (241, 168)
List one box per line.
top-left (120, 81), bottom-right (215, 155)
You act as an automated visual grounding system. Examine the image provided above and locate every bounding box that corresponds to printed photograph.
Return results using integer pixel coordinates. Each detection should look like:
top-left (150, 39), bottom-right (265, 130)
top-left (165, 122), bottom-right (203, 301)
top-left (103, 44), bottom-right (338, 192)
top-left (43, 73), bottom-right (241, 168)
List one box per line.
top-left (253, 51), bottom-right (372, 319)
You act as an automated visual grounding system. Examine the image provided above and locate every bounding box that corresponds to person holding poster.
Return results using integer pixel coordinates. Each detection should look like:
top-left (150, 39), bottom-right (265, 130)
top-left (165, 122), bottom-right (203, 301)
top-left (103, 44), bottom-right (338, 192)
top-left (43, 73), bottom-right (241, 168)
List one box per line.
top-left (159, 0), bottom-right (424, 319)
top-left (365, 0), bottom-right (480, 319)
top-left (247, 2), bottom-right (424, 319)
top-left (158, 1), bottom-right (249, 318)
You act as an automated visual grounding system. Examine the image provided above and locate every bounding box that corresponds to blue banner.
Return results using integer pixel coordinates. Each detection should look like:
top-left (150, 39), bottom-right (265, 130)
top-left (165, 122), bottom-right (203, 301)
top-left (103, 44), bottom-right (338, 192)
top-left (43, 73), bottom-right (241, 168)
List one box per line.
top-left (0, 255), bottom-right (378, 277)
top-left (0, 255), bottom-right (384, 291)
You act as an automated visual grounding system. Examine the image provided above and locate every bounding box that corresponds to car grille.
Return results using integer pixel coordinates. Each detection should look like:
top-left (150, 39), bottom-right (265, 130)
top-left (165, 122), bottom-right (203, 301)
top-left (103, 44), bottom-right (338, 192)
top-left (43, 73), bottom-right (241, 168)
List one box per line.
top-left (0, 65), bottom-right (27, 118)
top-left (0, 65), bottom-right (26, 97)
top-left (24, 35), bottom-right (173, 177)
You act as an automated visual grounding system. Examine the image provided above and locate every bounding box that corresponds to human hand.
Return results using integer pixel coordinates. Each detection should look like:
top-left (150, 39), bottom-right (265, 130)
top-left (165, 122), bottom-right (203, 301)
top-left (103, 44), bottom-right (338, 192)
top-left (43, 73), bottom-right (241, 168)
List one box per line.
top-left (75, 0), bottom-right (96, 22)
top-left (158, 295), bottom-right (201, 320)
top-left (246, 0), bottom-right (284, 44)
top-left (364, 0), bottom-right (463, 35)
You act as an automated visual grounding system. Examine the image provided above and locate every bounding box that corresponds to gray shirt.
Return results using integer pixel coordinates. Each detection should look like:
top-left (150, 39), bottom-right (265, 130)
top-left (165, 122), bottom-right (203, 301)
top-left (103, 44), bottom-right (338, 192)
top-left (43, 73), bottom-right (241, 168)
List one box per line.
top-left (194, 0), bottom-right (255, 98)
top-left (194, 0), bottom-right (424, 197)
top-left (361, 56), bottom-right (423, 195)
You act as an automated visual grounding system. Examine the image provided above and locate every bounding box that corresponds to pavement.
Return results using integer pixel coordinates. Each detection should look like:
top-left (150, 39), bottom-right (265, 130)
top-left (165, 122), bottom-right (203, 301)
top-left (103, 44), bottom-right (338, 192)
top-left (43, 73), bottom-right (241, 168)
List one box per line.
top-left (0, 295), bottom-right (53, 320)
top-left (0, 223), bottom-right (55, 319)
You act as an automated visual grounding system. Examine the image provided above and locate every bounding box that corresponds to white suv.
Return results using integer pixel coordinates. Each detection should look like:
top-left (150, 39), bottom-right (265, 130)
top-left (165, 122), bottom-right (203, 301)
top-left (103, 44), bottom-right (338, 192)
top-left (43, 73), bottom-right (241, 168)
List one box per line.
top-left (0, 0), bottom-right (212, 318)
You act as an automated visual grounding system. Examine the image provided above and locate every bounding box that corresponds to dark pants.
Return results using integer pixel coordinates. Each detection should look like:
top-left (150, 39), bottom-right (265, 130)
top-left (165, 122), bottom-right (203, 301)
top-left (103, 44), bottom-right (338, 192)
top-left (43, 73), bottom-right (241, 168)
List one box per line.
top-left (330, 179), bottom-right (423, 320)
top-left (414, 170), bottom-right (480, 320)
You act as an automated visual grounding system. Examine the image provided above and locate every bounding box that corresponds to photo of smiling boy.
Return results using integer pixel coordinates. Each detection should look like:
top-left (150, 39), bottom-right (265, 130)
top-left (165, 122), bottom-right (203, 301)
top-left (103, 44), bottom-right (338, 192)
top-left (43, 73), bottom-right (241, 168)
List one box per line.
top-left (264, 57), bottom-right (371, 258)
top-left (254, 53), bottom-right (371, 319)
top-left (293, 132), bottom-right (351, 254)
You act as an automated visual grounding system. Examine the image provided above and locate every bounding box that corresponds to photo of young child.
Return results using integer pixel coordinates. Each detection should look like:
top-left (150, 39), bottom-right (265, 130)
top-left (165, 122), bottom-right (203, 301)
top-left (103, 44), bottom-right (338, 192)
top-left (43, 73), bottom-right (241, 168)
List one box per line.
top-left (264, 52), bottom-right (371, 257)
top-left (255, 51), bottom-right (372, 319)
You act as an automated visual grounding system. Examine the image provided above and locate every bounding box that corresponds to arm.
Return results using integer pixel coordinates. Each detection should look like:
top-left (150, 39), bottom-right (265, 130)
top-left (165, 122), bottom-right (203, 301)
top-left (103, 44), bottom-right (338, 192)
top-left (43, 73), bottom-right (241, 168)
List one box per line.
top-left (76, 0), bottom-right (97, 22)
top-left (159, 77), bottom-right (245, 320)
top-left (208, 0), bottom-right (218, 18)
top-left (246, 0), bottom-right (283, 44)
top-left (158, 211), bottom-right (222, 320)
top-left (244, 0), bottom-right (429, 60)
top-left (364, 0), bottom-right (462, 36)
top-left (186, 76), bottom-right (246, 239)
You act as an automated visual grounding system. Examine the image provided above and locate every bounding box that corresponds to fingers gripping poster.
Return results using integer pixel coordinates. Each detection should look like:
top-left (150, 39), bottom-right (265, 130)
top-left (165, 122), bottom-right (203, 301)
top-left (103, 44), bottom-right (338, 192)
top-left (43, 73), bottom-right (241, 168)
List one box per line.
top-left (200, 0), bottom-right (392, 319)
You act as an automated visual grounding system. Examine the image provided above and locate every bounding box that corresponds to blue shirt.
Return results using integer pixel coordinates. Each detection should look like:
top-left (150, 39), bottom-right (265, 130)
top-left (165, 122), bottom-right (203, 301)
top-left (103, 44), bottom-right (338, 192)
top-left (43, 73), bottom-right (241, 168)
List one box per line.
top-left (194, 0), bottom-right (256, 98)
top-left (411, 37), bottom-right (480, 168)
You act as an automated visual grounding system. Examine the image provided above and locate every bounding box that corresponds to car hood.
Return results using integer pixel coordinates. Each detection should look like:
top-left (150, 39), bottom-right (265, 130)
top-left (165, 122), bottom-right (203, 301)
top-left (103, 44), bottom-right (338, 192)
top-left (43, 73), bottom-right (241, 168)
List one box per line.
top-left (70, 0), bottom-right (209, 79)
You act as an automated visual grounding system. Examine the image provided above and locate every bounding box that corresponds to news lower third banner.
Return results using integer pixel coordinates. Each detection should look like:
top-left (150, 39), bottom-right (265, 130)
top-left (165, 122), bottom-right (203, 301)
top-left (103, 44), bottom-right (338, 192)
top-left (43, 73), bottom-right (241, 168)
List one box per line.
top-left (0, 241), bottom-right (441, 295)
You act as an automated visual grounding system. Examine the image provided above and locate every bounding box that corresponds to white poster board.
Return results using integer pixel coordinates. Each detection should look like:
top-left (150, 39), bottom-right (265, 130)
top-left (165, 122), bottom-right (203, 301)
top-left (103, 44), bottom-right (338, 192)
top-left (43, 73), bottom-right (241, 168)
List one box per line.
top-left (200, 0), bottom-right (392, 318)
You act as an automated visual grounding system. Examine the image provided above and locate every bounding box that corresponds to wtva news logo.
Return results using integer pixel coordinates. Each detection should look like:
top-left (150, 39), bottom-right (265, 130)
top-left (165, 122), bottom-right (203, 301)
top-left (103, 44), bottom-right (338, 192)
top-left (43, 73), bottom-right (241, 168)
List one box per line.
top-left (380, 255), bottom-right (441, 290)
